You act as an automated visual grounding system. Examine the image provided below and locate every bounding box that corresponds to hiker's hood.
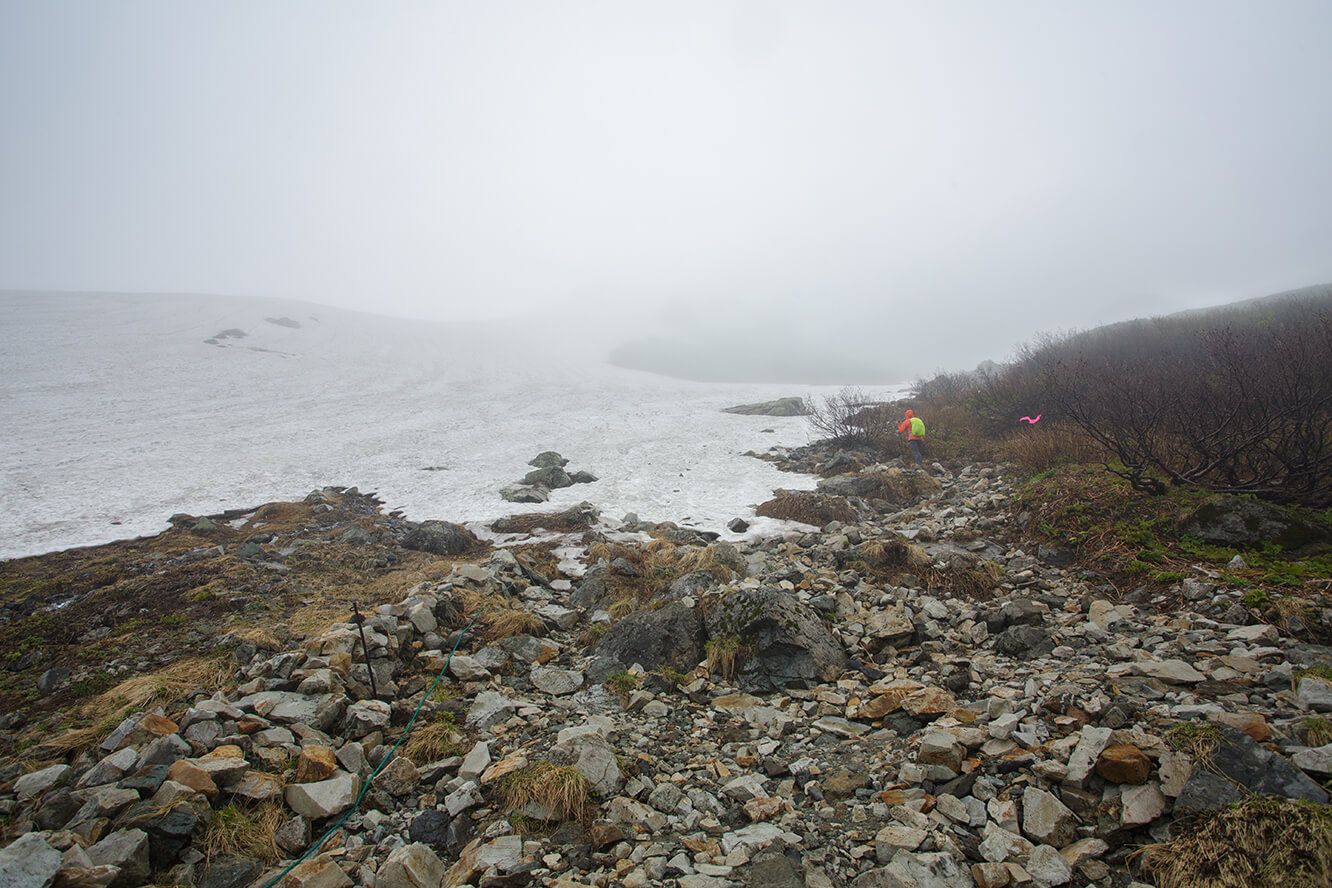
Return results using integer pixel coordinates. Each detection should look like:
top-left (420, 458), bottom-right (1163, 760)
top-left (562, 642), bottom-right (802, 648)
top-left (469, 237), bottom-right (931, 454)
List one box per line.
top-left (904, 410), bottom-right (914, 419)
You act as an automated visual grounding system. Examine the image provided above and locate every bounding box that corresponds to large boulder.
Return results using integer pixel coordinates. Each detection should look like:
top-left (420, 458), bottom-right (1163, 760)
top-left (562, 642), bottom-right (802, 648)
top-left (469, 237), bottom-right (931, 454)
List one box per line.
top-left (0, 833), bottom-right (62, 888)
top-left (1180, 498), bottom-right (1329, 550)
top-left (528, 451), bottom-right (569, 469)
top-left (570, 577), bottom-right (616, 612)
top-left (523, 466), bottom-right (574, 489)
top-left (402, 520), bottom-right (478, 556)
top-left (595, 601), bottom-right (705, 673)
top-left (706, 587), bottom-right (846, 691)
top-left (1175, 724), bottom-right (1329, 812)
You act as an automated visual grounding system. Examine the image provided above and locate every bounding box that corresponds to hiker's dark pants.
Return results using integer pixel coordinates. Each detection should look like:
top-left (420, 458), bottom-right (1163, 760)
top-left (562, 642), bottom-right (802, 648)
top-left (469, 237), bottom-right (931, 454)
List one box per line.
top-left (909, 439), bottom-right (923, 465)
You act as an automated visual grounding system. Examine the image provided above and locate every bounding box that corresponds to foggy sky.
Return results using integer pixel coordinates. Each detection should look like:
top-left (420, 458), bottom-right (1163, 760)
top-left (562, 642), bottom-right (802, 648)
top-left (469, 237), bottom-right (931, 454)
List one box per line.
top-left (3, 2), bottom-right (1331, 373)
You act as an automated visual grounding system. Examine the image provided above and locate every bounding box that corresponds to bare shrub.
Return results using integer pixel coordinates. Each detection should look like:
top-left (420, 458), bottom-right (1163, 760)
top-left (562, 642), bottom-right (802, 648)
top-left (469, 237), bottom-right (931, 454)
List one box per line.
top-left (983, 293), bottom-right (1332, 505)
top-left (806, 387), bottom-right (895, 446)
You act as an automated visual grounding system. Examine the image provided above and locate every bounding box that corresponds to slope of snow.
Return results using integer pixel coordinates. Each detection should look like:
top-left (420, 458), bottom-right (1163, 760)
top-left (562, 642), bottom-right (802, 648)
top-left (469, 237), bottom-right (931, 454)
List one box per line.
top-left (0, 292), bottom-right (909, 560)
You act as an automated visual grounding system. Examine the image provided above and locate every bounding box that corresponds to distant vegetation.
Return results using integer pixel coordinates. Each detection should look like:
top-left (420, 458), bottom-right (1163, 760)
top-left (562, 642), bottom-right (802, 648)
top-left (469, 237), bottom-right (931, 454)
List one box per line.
top-left (815, 285), bottom-right (1332, 508)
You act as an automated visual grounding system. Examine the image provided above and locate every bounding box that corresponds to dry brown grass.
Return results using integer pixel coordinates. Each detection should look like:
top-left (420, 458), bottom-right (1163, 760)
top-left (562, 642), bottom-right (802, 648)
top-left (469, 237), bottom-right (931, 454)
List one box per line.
top-left (500, 761), bottom-right (595, 823)
top-left (928, 560), bottom-right (1004, 601)
top-left (243, 502), bottom-right (315, 533)
top-left (236, 628), bottom-right (282, 651)
top-left (1004, 423), bottom-right (1107, 472)
top-left (586, 542), bottom-right (613, 563)
top-left (404, 715), bottom-right (470, 762)
top-left (644, 538), bottom-right (677, 557)
top-left (90, 652), bottom-right (234, 721)
top-left (1297, 716), bottom-right (1332, 747)
top-left (755, 493), bottom-right (857, 527)
top-left (1165, 722), bottom-right (1223, 772)
top-left (483, 609), bottom-right (545, 643)
top-left (451, 588), bottom-right (547, 643)
top-left (704, 636), bottom-right (747, 680)
top-left (676, 546), bottom-right (736, 581)
top-left (1135, 797), bottom-right (1332, 888)
top-left (490, 507), bottom-right (596, 534)
top-left (203, 801), bottom-right (285, 863)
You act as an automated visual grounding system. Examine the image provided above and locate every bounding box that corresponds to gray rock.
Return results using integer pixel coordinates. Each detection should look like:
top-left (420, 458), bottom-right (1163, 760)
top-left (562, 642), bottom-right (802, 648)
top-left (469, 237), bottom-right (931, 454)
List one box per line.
top-left (570, 577), bottom-right (616, 612)
top-left (378, 842), bottom-right (447, 888)
top-left (448, 655), bottom-right (491, 682)
top-left (36, 667), bottom-right (68, 694)
top-left (1022, 787), bottom-right (1079, 847)
top-left (529, 451), bottom-right (569, 468)
top-left (343, 699), bottom-right (391, 738)
top-left (666, 570), bottom-right (723, 602)
top-left (1175, 724), bottom-right (1329, 812)
top-left (1292, 743), bottom-right (1332, 778)
top-left (77, 747), bottom-right (139, 788)
top-left (746, 850), bottom-right (805, 888)
top-left (275, 815), bottom-right (312, 854)
top-left (87, 828), bottom-right (152, 885)
top-left (1180, 497), bottom-right (1328, 548)
top-left (402, 520), bottom-right (478, 555)
top-left (33, 786), bottom-right (79, 831)
top-left (285, 772), bottom-right (361, 819)
top-left (596, 601), bottom-right (706, 673)
top-left (409, 809), bottom-right (450, 850)
top-left (1027, 844), bottom-right (1074, 887)
top-left (1065, 725), bottom-right (1114, 786)
top-left (864, 607), bottom-right (916, 650)
top-left (721, 398), bottom-right (807, 416)
top-left (706, 587), bottom-right (846, 691)
top-left (459, 741), bottom-right (491, 782)
top-left (0, 832), bottom-right (62, 888)
top-left (994, 624), bottom-right (1054, 658)
top-left (15, 763), bottom-right (71, 800)
top-left (444, 781), bottom-right (484, 817)
top-left (467, 690), bottom-right (518, 729)
top-left (235, 690), bottom-right (343, 728)
top-left (531, 666), bottom-right (584, 696)
top-left (200, 855), bottom-right (263, 888)
top-left (1132, 658), bottom-right (1206, 684)
top-left (501, 484), bottom-right (550, 504)
top-left (550, 731), bottom-right (624, 797)
top-left (534, 603), bottom-right (580, 630)
top-left (853, 850), bottom-right (972, 887)
top-left (1296, 676), bottom-right (1332, 711)
top-left (524, 465), bottom-right (574, 489)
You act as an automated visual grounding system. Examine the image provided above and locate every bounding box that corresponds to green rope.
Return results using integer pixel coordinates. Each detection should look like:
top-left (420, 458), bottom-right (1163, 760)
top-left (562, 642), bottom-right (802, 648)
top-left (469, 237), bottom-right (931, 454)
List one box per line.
top-left (258, 606), bottom-right (481, 888)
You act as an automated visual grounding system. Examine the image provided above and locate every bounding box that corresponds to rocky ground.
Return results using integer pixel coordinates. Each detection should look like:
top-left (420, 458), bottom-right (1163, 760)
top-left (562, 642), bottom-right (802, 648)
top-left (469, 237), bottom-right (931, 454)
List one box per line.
top-left (2, 443), bottom-right (1331, 888)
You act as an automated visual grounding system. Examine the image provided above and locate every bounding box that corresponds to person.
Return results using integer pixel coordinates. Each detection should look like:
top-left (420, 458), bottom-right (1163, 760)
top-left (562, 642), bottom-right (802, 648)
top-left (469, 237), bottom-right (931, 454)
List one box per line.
top-left (898, 408), bottom-right (925, 466)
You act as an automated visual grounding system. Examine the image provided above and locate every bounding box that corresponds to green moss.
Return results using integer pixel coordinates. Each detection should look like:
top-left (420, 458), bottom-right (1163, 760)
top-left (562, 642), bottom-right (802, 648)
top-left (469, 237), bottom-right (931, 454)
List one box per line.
top-left (1241, 589), bottom-right (1271, 608)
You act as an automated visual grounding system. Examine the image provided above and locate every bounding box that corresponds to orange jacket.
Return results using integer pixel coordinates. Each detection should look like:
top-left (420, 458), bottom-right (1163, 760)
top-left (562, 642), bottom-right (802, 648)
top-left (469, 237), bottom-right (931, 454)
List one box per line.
top-left (898, 410), bottom-right (925, 440)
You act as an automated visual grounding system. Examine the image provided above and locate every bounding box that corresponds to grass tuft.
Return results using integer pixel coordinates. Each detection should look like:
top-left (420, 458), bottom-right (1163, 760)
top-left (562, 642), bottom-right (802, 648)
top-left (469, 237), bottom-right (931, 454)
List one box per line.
top-left (704, 636), bottom-right (748, 681)
top-left (1297, 716), bottom-right (1332, 748)
top-left (404, 713), bottom-right (469, 762)
top-left (202, 801), bottom-right (284, 863)
top-left (1135, 797), bottom-right (1332, 888)
top-left (499, 761), bottom-right (595, 823)
top-left (1166, 721), bottom-right (1224, 771)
